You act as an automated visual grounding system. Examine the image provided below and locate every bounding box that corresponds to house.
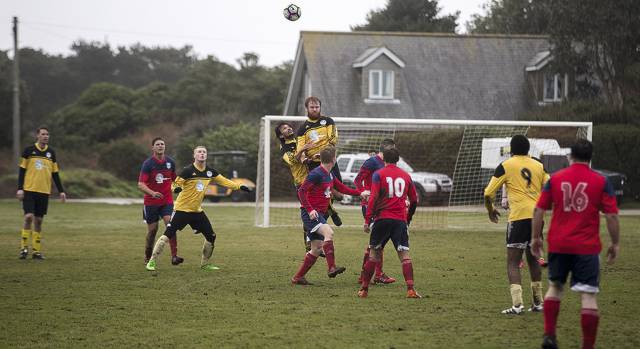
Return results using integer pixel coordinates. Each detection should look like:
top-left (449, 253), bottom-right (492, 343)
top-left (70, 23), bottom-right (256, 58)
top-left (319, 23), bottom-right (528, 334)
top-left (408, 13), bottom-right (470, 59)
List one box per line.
top-left (284, 31), bottom-right (568, 119)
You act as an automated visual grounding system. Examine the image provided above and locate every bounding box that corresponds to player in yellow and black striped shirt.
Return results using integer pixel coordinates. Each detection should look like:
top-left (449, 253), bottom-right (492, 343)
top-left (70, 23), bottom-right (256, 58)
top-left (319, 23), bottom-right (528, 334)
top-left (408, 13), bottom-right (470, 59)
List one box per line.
top-left (16, 126), bottom-right (66, 260)
top-left (145, 145), bottom-right (252, 272)
top-left (483, 135), bottom-right (549, 315)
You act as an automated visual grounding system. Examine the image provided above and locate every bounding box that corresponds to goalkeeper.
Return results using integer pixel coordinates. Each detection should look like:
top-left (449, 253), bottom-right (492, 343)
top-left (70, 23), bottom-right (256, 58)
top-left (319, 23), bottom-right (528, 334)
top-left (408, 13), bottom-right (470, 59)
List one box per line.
top-left (145, 145), bottom-right (252, 272)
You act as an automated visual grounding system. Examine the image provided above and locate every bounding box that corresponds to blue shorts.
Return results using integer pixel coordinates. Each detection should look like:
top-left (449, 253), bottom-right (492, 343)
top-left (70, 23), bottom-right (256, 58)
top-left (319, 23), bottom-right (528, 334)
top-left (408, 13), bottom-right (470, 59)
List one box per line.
top-left (143, 204), bottom-right (174, 224)
top-left (548, 253), bottom-right (600, 293)
top-left (300, 208), bottom-right (327, 241)
top-left (370, 219), bottom-right (409, 252)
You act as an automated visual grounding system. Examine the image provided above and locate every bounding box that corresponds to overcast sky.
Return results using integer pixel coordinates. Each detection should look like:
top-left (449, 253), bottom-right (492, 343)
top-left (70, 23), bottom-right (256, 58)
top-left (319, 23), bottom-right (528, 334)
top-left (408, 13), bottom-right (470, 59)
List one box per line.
top-left (2, 0), bottom-right (487, 67)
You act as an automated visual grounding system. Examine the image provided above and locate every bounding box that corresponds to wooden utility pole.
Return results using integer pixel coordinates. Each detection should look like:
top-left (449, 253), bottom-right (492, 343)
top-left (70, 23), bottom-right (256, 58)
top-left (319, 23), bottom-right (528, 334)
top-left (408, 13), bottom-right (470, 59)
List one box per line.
top-left (12, 16), bottom-right (21, 171)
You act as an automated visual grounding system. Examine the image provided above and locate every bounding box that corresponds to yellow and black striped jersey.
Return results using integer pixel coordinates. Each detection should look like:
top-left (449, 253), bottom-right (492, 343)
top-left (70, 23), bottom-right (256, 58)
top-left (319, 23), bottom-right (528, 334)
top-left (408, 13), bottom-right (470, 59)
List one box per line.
top-left (173, 163), bottom-right (240, 213)
top-left (484, 155), bottom-right (550, 221)
top-left (295, 116), bottom-right (338, 163)
top-left (19, 143), bottom-right (60, 195)
top-left (280, 138), bottom-right (308, 186)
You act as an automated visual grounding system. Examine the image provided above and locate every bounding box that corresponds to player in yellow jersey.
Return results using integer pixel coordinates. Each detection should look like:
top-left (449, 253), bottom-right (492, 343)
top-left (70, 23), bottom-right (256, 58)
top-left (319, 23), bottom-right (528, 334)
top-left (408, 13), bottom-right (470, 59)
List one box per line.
top-left (484, 135), bottom-right (549, 315)
top-left (145, 145), bottom-right (252, 272)
top-left (16, 126), bottom-right (66, 260)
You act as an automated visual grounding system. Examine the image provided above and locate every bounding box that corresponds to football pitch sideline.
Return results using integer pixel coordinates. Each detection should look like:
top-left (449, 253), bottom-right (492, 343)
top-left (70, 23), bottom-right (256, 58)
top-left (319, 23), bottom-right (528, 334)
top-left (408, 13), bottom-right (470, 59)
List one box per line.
top-left (0, 201), bottom-right (638, 349)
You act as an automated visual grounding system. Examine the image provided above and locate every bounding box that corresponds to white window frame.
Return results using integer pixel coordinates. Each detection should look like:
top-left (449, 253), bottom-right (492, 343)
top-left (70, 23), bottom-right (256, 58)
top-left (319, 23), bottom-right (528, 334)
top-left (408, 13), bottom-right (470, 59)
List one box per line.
top-left (368, 69), bottom-right (394, 99)
top-left (543, 73), bottom-right (568, 102)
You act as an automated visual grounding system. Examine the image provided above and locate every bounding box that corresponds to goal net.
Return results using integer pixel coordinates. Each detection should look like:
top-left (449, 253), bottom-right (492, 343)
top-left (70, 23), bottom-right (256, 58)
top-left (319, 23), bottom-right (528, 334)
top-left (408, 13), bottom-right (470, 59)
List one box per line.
top-left (255, 116), bottom-right (591, 231)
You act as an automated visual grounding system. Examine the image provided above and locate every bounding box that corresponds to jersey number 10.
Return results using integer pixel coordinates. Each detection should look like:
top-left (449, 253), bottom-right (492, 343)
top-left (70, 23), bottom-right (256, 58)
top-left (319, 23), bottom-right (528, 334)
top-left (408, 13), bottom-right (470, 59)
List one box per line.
top-left (386, 177), bottom-right (406, 198)
top-left (561, 182), bottom-right (589, 212)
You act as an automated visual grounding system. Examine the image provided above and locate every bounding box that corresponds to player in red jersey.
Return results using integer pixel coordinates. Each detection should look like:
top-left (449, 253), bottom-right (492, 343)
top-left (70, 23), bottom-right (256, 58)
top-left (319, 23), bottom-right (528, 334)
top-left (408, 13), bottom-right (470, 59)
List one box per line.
top-left (355, 139), bottom-right (397, 284)
top-left (291, 147), bottom-right (369, 285)
top-left (358, 148), bottom-right (420, 298)
top-left (138, 137), bottom-right (183, 265)
top-left (532, 139), bottom-right (620, 349)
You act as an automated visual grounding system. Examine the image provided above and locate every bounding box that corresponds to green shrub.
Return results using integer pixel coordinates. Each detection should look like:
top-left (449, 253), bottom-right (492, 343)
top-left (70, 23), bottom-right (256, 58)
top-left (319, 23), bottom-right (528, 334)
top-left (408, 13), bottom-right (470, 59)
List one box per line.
top-left (59, 169), bottom-right (139, 198)
top-left (98, 139), bottom-right (148, 180)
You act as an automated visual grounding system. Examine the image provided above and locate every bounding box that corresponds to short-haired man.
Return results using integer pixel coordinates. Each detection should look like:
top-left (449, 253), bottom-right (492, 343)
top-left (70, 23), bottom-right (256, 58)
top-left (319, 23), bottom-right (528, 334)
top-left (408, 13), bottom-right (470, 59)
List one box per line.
top-left (532, 139), bottom-right (620, 349)
top-left (483, 135), bottom-right (547, 314)
top-left (145, 146), bottom-right (252, 272)
top-left (358, 148), bottom-right (420, 298)
top-left (138, 137), bottom-right (183, 265)
top-left (17, 126), bottom-right (66, 260)
top-left (355, 138), bottom-right (397, 284)
top-left (291, 147), bottom-right (369, 285)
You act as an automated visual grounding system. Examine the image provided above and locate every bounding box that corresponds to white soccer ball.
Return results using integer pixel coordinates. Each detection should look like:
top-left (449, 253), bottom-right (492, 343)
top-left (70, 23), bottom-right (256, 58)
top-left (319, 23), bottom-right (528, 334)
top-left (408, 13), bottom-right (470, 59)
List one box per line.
top-left (284, 4), bottom-right (301, 21)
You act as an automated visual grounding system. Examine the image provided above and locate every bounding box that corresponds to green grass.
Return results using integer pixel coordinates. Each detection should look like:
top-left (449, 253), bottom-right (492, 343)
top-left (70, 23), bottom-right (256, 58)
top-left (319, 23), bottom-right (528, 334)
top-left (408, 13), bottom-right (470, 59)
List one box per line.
top-left (0, 200), bottom-right (638, 348)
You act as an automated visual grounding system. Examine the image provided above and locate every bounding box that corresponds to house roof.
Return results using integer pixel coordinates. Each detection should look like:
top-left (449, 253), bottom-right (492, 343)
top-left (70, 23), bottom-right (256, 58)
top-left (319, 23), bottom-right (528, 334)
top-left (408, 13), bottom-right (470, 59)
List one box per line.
top-left (525, 50), bottom-right (552, 71)
top-left (284, 31), bottom-right (551, 120)
top-left (352, 46), bottom-right (405, 68)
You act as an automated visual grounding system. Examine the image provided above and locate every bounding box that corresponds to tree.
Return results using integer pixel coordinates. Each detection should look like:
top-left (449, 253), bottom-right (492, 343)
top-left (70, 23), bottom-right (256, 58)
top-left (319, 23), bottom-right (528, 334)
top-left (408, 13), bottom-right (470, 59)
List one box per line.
top-left (548, 0), bottom-right (640, 110)
top-left (351, 0), bottom-right (458, 33)
top-left (466, 0), bottom-right (551, 34)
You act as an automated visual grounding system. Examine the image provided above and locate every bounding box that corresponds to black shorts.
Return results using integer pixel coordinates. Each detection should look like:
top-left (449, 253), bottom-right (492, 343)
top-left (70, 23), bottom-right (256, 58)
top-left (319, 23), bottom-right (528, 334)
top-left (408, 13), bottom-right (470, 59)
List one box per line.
top-left (300, 208), bottom-right (328, 241)
top-left (370, 219), bottom-right (409, 252)
top-left (548, 253), bottom-right (600, 293)
top-left (506, 219), bottom-right (533, 249)
top-left (142, 204), bottom-right (174, 224)
top-left (23, 191), bottom-right (49, 217)
top-left (167, 211), bottom-right (214, 236)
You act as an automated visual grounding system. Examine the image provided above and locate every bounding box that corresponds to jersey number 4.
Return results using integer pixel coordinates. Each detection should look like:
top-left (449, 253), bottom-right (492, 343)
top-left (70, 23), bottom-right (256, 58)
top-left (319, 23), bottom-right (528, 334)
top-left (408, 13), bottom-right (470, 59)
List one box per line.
top-left (561, 182), bottom-right (589, 212)
top-left (385, 177), bottom-right (406, 198)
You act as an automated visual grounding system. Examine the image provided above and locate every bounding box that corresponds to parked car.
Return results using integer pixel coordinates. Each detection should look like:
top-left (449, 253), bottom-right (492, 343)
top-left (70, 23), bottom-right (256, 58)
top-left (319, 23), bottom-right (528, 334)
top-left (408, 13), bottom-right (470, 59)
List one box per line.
top-left (336, 153), bottom-right (453, 206)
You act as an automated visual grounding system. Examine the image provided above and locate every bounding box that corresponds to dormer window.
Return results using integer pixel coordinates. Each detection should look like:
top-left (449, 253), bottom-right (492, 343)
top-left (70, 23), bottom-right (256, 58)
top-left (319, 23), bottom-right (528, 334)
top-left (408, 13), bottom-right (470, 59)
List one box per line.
top-left (369, 70), bottom-right (394, 99)
top-left (543, 73), bottom-right (567, 102)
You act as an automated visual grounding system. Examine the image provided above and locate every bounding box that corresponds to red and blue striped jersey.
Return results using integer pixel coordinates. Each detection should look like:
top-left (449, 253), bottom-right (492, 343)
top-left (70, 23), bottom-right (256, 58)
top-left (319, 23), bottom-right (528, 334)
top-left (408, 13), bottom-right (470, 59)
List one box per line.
top-left (138, 156), bottom-right (177, 205)
top-left (298, 165), bottom-right (361, 214)
top-left (536, 163), bottom-right (618, 255)
top-left (365, 164), bottom-right (418, 225)
top-left (355, 155), bottom-right (385, 207)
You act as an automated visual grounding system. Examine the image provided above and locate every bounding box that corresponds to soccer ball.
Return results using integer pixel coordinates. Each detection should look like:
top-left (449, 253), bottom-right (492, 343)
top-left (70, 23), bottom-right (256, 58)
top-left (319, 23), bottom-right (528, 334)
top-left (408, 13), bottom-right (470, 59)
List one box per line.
top-left (284, 4), bottom-right (301, 21)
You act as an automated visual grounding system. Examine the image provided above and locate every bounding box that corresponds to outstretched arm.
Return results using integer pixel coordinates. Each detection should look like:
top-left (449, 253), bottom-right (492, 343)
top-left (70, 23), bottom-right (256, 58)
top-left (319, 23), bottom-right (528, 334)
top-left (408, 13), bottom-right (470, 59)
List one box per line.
top-left (333, 177), bottom-right (361, 196)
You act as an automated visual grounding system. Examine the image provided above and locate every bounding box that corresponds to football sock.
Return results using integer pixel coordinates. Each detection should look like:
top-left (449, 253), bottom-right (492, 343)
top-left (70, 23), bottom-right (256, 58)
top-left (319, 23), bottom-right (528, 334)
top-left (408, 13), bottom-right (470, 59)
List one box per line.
top-left (20, 229), bottom-right (32, 250)
top-left (201, 240), bottom-right (214, 266)
top-left (322, 240), bottom-right (336, 271)
top-left (294, 252), bottom-right (318, 279)
top-left (531, 281), bottom-right (544, 305)
top-left (510, 284), bottom-right (523, 307)
top-left (581, 308), bottom-right (599, 349)
top-left (32, 231), bottom-right (42, 253)
top-left (361, 247), bottom-right (370, 271)
top-left (150, 235), bottom-right (169, 261)
top-left (401, 258), bottom-right (414, 290)
top-left (169, 237), bottom-right (178, 257)
top-left (360, 259), bottom-right (377, 290)
top-left (375, 249), bottom-right (384, 277)
top-left (543, 297), bottom-right (561, 337)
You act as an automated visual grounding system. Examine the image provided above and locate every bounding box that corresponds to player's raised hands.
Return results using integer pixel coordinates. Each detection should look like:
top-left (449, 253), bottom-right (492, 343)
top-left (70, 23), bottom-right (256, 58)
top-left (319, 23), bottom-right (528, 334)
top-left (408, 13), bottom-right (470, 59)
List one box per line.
top-left (488, 208), bottom-right (500, 223)
top-left (607, 243), bottom-right (619, 264)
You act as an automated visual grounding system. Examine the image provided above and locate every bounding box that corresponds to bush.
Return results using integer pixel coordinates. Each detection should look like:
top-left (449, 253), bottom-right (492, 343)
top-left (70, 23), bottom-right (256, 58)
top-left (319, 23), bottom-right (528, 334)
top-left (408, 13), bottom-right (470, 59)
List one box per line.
top-left (592, 124), bottom-right (640, 199)
top-left (59, 169), bottom-right (139, 198)
top-left (98, 139), bottom-right (148, 180)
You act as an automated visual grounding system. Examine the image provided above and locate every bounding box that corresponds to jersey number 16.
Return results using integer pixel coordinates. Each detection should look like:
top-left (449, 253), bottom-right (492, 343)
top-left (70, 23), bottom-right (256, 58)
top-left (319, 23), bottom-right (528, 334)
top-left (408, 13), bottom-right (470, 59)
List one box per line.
top-left (561, 182), bottom-right (589, 212)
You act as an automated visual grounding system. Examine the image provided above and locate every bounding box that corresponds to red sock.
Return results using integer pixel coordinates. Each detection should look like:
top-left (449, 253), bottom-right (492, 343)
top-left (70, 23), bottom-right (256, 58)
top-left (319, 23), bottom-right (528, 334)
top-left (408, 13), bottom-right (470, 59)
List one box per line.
top-left (401, 258), bottom-right (414, 290)
top-left (323, 240), bottom-right (336, 270)
top-left (543, 297), bottom-right (561, 337)
top-left (361, 259), bottom-right (376, 290)
top-left (581, 308), bottom-right (599, 349)
top-left (169, 237), bottom-right (178, 257)
top-left (294, 252), bottom-right (318, 279)
top-left (361, 247), bottom-right (370, 271)
top-left (375, 249), bottom-right (384, 277)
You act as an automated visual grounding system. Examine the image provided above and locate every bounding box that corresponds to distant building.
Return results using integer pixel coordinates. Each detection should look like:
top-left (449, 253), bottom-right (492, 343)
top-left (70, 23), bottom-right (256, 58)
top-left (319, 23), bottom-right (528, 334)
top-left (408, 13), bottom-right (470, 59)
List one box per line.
top-left (284, 31), bottom-right (568, 119)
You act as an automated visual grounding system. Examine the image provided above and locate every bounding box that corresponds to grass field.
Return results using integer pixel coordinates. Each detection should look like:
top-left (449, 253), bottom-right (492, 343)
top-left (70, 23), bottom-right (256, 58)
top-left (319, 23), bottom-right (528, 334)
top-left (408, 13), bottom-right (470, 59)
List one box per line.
top-left (0, 200), bottom-right (639, 348)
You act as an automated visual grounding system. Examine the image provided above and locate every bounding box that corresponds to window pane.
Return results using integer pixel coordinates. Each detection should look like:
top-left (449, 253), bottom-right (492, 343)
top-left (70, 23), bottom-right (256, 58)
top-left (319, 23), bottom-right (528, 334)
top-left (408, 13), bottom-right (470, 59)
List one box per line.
top-left (544, 74), bottom-right (555, 100)
top-left (337, 158), bottom-right (350, 172)
top-left (351, 160), bottom-right (365, 173)
top-left (382, 71), bottom-right (393, 97)
top-left (371, 71), bottom-right (380, 96)
top-left (556, 75), bottom-right (563, 100)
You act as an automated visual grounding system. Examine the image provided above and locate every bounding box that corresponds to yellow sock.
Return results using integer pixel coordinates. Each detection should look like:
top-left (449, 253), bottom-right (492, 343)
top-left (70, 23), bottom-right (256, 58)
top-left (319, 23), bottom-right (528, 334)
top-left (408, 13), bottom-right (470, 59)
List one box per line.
top-left (21, 229), bottom-right (32, 250)
top-left (531, 281), bottom-right (544, 305)
top-left (32, 231), bottom-right (42, 253)
top-left (510, 284), bottom-right (523, 307)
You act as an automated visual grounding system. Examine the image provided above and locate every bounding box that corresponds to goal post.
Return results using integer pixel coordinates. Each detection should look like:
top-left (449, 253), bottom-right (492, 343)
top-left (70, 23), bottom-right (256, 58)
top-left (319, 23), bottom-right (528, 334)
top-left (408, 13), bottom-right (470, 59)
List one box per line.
top-left (256, 115), bottom-right (592, 230)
